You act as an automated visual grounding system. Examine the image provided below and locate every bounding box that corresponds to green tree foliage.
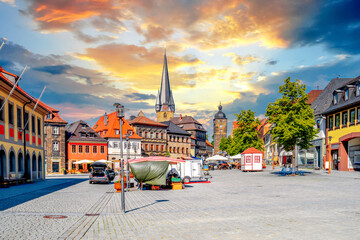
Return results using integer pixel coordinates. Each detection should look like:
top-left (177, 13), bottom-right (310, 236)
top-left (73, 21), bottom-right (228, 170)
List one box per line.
top-left (219, 110), bottom-right (263, 155)
top-left (266, 77), bottom-right (317, 152)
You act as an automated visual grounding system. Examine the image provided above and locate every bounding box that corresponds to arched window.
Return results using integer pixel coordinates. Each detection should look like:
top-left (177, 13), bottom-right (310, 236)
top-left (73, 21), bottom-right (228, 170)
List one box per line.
top-left (9, 151), bottom-right (15, 172)
top-left (18, 152), bottom-right (23, 172)
top-left (186, 148), bottom-right (189, 155)
top-left (169, 147), bottom-right (172, 153)
top-left (32, 154), bottom-right (37, 171)
top-left (177, 147), bottom-right (180, 153)
top-left (182, 148), bottom-right (184, 154)
top-left (38, 156), bottom-right (42, 172)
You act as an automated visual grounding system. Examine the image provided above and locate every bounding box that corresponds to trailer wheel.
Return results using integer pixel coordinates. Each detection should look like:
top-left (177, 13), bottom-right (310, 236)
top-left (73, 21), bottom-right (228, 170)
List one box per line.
top-left (183, 176), bottom-right (191, 183)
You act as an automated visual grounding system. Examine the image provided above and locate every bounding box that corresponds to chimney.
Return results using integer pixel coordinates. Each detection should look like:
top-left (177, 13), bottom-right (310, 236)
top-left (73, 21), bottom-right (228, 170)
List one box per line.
top-left (104, 112), bottom-right (108, 123)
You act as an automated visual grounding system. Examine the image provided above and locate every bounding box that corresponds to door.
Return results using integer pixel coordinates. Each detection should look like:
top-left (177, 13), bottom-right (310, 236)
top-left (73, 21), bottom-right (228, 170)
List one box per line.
top-left (192, 162), bottom-right (201, 178)
top-left (244, 154), bottom-right (252, 170)
top-left (315, 146), bottom-right (320, 168)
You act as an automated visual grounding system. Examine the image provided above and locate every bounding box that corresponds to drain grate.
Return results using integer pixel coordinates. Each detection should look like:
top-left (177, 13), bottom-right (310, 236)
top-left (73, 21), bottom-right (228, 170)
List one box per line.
top-left (44, 215), bottom-right (68, 219)
top-left (85, 213), bottom-right (100, 217)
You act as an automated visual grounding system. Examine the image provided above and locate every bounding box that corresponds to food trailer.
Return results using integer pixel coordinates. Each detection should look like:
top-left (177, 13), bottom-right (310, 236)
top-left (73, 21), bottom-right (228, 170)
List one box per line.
top-left (241, 147), bottom-right (263, 171)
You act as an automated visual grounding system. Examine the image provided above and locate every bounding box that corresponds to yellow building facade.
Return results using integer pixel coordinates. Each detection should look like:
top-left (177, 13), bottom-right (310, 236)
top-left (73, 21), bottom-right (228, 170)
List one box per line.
top-left (0, 73), bottom-right (49, 181)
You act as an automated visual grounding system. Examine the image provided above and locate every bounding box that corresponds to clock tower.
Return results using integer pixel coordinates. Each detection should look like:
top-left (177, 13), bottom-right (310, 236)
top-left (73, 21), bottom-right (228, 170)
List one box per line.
top-left (155, 51), bottom-right (175, 122)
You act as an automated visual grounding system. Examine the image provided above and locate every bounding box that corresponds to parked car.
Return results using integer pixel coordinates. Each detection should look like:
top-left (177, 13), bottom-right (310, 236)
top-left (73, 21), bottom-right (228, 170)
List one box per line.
top-left (89, 170), bottom-right (110, 184)
top-left (107, 169), bottom-right (116, 181)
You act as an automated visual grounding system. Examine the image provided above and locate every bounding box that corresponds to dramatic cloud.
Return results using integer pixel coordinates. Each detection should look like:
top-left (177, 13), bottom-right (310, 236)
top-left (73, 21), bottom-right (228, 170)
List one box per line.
top-left (285, 0), bottom-right (360, 54)
top-left (78, 43), bottom-right (203, 89)
top-left (34, 64), bottom-right (72, 75)
top-left (224, 53), bottom-right (260, 66)
top-left (125, 92), bottom-right (156, 101)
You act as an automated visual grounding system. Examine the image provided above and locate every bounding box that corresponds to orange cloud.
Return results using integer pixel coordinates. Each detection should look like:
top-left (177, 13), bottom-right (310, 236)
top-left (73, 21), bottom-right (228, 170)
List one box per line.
top-left (77, 44), bottom-right (203, 89)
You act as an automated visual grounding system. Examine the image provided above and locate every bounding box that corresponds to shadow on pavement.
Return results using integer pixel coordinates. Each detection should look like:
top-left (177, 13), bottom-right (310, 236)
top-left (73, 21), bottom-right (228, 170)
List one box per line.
top-left (126, 199), bottom-right (169, 213)
top-left (0, 178), bottom-right (87, 211)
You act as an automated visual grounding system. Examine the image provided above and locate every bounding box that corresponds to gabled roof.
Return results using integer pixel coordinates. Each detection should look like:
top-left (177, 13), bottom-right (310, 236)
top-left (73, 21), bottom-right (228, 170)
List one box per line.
top-left (40, 100), bottom-right (67, 124)
top-left (311, 78), bottom-right (353, 115)
top-left (66, 120), bottom-right (106, 142)
top-left (241, 147), bottom-right (263, 154)
top-left (0, 67), bottom-right (50, 115)
top-left (170, 116), bottom-right (206, 132)
top-left (307, 90), bottom-right (323, 105)
top-left (322, 76), bottom-right (360, 115)
top-left (161, 121), bottom-right (191, 136)
top-left (93, 111), bottom-right (141, 139)
top-left (130, 115), bottom-right (168, 128)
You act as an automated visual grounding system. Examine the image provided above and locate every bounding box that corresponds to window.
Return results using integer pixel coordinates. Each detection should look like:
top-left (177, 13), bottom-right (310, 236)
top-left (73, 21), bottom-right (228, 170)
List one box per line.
top-left (156, 133), bottom-right (158, 139)
top-left (115, 129), bottom-right (119, 135)
top-left (53, 126), bottom-right (59, 135)
top-left (31, 116), bottom-right (35, 133)
top-left (93, 146), bottom-right (97, 153)
top-left (350, 109), bottom-right (356, 124)
top-left (333, 93), bottom-right (338, 104)
top-left (103, 130), bottom-right (106, 135)
top-left (24, 112), bottom-right (29, 130)
top-left (81, 124), bottom-right (86, 129)
top-left (161, 145), bottom-right (164, 151)
top-left (161, 133), bottom-right (164, 139)
top-left (329, 116), bottom-right (333, 129)
top-left (89, 133), bottom-right (94, 138)
top-left (169, 147), bottom-right (172, 153)
top-left (145, 144), bottom-right (148, 151)
top-left (72, 145), bottom-right (76, 153)
top-left (17, 108), bottom-right (22, 128)
top-left (53, 141), bottom-right (59, 151)
top-left (0, 99), bottom-right (4, 121)
top-left (37, 118), bottom-right (41, 135)
top-left (345, 89), bottom-right (349, 100)
top-left (342, 111), bottom-right (348, 126)
top-left (150, 132), bottom-right (154, 138)
top-left (100, 146), bottom-right (105, 153)
top-left (113, 142), bottom-right (119, 148)
top-left (151, 145), bottom-right (154, 151)
top-left (79, 145), bottom-right (83, 153)
top-left (128, 130), bottom-right (133, 136)
top-left (156, 145), bottom-right (159, 152)
top-left (85, 145), bottom-right (90, 153)
top-left (182, 137), bottom-right (184, 142)
top-left (80, 133), bottom-right (86, 138)
top-left (335, 114), bottom-right (340, 128)
top-left (9, 152), bottom-right (15, 172)
top-left (47, 113), bottom-right (52, 119)
top-left (8, 103), bottom-right (14, 125)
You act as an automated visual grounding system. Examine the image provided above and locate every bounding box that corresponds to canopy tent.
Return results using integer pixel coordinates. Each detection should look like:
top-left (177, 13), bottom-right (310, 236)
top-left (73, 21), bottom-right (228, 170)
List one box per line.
top-left (205, 155), bottom-right (228, 161)
top-left (128, 156), bottom-right (184, 186)
top-left (128, 156), bottom-right (185, 164)
top-left (96, 159), bottom-right (113, 163)
top-left (73, 160), bottom-right (94, 164)
top-left (230, 154), bottom-right (242, 159)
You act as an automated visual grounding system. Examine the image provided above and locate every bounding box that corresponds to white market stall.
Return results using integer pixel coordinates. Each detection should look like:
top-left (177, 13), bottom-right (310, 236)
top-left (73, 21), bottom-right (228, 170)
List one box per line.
top-left (179, 158), bottom-right (202, 183)
top-left (205, 155), bottom-right (228, 163)
top-left (241, 147), bottom-right (263, 171)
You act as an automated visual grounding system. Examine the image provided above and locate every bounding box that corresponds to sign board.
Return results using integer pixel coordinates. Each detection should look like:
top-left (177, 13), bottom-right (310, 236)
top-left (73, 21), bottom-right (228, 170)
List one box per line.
top-left (115, 162), bottom-right (120, 170)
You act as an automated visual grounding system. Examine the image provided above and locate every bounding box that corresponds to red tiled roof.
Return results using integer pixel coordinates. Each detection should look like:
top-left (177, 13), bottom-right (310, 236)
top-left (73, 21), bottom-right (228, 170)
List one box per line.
top-left (129, 116), bottom-right (168, 127)
top-left (206, 140), bottom-right (213, 147)
top-left (307, 90), bottom-right (323, 105)
top-left (93, 112), bottom-right (141, 139)
top-left (0, 69), bottom-right (50, 114)
top-left (241, 147), bottom-right (263, 154)
top-left (38, 100), bottom-right (67, 124)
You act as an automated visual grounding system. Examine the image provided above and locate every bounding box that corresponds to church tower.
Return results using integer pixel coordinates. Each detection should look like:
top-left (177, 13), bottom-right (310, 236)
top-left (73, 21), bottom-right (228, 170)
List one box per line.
top-left (213, 103), bottom-right (227, 154)
top-left (155, 51), bottom-right (175, 122)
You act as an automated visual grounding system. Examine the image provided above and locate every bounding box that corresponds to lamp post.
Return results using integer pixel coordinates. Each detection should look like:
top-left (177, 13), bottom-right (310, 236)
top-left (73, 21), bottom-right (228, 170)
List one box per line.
top-left (126, 134), bottom-right (130, 191)
top-left (328, 136), bottom-right (332, 174)
top-left (114, 103), bottom-right (125, 213)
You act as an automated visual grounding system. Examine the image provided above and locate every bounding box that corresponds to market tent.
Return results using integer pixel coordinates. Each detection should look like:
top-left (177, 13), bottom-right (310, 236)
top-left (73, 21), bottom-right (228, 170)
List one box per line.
top-left (74, 160), bottom-right (94, 164)
top-left (230, 154), bottom-right (242, 159)
top-left (96, 159), bottom-right (112, 163)
top-left (128, 156), bottom-right (185, 186)
top-left (205, 155), bottom-right (228, 161)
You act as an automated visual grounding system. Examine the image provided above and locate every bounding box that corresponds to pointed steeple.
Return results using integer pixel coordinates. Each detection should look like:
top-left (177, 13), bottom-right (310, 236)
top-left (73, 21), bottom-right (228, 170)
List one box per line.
top-left (155, 51), bottom-right (175, 113)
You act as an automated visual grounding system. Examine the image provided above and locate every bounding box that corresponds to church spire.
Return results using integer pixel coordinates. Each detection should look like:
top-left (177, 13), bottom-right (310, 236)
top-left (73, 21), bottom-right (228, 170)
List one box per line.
top-left (155, 51), bottom-right (175, 113)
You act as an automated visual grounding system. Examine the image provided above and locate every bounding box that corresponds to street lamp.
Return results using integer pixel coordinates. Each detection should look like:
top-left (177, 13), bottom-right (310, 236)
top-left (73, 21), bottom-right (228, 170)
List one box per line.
top-left (328, 136), bottom-right (332, 174)
top-left (126, 134), bottom-right (130, 191)
top-left (114, 103), bottom-right (125, 213)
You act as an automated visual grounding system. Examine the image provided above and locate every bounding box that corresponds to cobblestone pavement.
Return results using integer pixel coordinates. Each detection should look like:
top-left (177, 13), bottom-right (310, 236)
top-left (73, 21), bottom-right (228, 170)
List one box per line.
top-left (1, 169), bottom-right (360, 240)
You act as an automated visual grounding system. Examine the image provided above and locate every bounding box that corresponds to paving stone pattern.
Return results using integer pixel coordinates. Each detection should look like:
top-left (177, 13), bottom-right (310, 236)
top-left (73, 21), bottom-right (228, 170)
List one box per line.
top-left (0, 169), bottom-right (360, 239)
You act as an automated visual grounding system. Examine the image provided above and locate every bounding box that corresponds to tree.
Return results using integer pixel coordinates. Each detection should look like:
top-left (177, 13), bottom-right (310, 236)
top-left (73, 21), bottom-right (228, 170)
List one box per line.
top-left (266, 77), bottom-right (317, 162)
top-left (219, 109), bottom-right (263, 155)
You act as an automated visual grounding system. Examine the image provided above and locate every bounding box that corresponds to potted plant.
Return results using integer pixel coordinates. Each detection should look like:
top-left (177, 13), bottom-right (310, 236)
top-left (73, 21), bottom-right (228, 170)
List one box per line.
top-left (114, 177), bottom-right (127, 192)
top-left (62, 168), bottom-right (67, 175)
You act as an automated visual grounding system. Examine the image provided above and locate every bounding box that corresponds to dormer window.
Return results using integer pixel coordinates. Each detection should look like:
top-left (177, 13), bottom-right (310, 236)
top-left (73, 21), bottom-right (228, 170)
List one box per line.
top-left (115, 129), bottom-right (119, 135)
top-left (81, 124), bottom-right (86, 129)
top-left (345, 88), bottom-right (349, 101)
top-left (89, 133), bottom-right (95, 138)
top-left (80, 133), bottom-right (86, 138)
top-left (47, 114), bottom-right (52, 119)
top-left (333, 93), bottom-right (338, 104)
top-left (128, 130), bottom-right (133, 136)
top-left (94, 125), bottom-right (98, 129)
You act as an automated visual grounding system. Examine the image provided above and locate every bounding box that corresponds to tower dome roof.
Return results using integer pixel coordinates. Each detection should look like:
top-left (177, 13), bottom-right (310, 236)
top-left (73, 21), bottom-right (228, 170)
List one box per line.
top-left (214, 104), bottom-right (226, 119)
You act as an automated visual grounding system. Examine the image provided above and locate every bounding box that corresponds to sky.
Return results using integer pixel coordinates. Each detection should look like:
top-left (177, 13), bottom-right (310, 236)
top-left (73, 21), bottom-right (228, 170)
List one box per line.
top-left (1, 0), bottom-right (360, 140)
